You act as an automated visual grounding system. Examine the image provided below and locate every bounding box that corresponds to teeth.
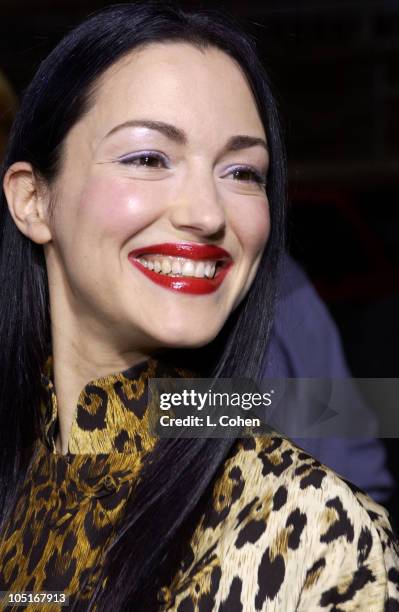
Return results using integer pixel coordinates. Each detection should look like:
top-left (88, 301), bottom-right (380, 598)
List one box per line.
top-left (137, 256), bottom-right (219, 279)
top-left (171, 260), bottom-right (181, 275)
top-left (161, 259), bottom-right (172, 274)
top-left (182, 261), bottom-right (195, 276)
top-left (205, 263), bottom-right (215, 278)
top-left (194, 262), bottom-right (205, 278)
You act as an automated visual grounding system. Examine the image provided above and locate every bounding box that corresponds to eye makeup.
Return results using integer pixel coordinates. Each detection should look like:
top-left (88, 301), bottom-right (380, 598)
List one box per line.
top-left (117, 150), bottom-right (170, 168)
top-left (225, 165), bottom-right (267, 186)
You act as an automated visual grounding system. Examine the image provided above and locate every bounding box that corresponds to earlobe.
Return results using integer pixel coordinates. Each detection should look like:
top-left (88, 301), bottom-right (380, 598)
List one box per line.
top-left (3, 161), bottom-right (52, 244)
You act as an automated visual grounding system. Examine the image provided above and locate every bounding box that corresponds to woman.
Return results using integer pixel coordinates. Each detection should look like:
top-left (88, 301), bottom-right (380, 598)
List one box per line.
top-left (0, 3), bottom-right (397, 611)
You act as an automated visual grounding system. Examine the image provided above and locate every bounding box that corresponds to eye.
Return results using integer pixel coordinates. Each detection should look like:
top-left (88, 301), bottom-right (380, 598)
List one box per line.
top-left (118, 152), bottom-right (168, 168)
top-left (226, 166), bottom-right (266, 187)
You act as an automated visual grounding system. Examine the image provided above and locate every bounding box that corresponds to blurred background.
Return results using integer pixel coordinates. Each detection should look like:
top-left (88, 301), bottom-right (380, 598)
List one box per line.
top-left (1, 0), bottom-right (398, 498)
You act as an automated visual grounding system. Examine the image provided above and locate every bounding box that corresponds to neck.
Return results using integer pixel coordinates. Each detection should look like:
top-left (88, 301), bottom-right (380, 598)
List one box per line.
top-left (51, 338), bottom-right (152, 455)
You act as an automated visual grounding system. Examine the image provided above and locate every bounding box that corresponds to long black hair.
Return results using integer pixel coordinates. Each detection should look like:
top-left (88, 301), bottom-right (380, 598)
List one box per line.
top-left (0, 2), bottom-right (286, 609)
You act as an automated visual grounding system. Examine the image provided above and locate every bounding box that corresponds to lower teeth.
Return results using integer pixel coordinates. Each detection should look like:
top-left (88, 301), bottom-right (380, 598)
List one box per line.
top-left (155, 271), bottom-right (215, 279)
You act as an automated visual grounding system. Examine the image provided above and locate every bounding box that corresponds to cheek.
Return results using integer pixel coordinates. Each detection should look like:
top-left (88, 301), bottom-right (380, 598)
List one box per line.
top-left (230, 198), bottom-right (270, 259)
top-left (73, 175), bottom-right (165, 240)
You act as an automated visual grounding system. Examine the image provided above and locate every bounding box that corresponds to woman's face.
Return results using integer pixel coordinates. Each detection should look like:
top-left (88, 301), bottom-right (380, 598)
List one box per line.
top-left (44, 43), bottom-right (270, 355)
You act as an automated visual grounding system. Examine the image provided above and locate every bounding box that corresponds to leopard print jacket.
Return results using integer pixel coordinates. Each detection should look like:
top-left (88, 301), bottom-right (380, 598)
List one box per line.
top-left (0, 357), bottom-right (398, 611)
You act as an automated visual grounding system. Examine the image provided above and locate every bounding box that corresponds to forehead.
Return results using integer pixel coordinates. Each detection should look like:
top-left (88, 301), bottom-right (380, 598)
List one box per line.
top-left (85, 42), bottom-right (265, 143)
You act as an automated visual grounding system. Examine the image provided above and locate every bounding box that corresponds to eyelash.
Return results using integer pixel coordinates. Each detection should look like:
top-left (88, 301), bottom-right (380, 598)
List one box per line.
top-left (118, 153), bottom-right (266, 186)
top-left (118, 151), bottom-right (169, 168)
top-left (225, 166), bottom-right (266, 186)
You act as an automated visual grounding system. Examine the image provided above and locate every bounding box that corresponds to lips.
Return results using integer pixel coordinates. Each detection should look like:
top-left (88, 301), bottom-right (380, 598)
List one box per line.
top-left (128, 242), bottom-right (233, 295)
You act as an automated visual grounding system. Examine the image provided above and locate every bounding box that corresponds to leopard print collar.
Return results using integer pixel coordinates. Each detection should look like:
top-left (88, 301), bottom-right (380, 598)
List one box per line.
top-left (39, 355), bottom-right (188, 455)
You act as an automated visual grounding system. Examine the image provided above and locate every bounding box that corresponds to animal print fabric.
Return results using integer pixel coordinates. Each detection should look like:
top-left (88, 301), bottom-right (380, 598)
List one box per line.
top-left (158, 436), bottom-right (399, 611)
top-left (0, 356), bottom-right (181, 610)
top-left (0, 357), bottom-right (398, 611)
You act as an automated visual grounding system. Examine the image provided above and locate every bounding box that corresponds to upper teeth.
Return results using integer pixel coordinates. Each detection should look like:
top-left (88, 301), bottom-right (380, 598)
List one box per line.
top-left (137, 256), bottom-right (217, 278)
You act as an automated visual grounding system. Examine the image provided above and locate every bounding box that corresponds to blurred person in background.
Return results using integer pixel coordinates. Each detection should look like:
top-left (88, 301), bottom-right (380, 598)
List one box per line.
top-left (264, 253), bottom-right (396, 511)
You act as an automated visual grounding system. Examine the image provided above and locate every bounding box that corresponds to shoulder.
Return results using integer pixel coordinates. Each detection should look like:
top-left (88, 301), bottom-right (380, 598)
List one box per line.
top-left (218, 433), bottom-right (397, 550)
top-left (172, 434), bottom-right (399, 611)
top-left (205, 433), bottom-right (394, 537)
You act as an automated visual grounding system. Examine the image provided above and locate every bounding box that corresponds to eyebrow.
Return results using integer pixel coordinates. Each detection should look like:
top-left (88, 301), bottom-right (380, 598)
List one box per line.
top-left (104, 119), bottom-right (268, 152)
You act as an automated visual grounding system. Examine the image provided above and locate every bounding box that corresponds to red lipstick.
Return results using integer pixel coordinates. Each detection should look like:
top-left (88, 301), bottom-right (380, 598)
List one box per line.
top-left (128, 242), bottom-right (233, 295)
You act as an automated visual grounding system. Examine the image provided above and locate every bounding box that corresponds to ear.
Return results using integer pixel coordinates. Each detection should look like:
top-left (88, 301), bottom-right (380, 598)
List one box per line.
top-left (3, 161), bottom-right (52, 244)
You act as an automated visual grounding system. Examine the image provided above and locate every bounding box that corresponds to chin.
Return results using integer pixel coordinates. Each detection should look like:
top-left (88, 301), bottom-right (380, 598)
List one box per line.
top-left (147, 320), bottom-right (224, 350)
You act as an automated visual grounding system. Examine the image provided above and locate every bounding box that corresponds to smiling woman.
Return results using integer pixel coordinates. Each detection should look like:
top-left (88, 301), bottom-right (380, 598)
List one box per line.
top-left (40, 41), bottom-right (270, 356)
top-left (0, 3), bottom-right (398, 612)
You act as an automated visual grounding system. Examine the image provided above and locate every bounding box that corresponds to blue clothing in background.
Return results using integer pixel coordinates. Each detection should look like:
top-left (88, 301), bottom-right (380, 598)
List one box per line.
top-left (263, 254), bottom-right (395, 503)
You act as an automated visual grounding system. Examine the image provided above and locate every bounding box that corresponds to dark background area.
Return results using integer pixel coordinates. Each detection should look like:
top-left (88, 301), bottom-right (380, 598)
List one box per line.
top-left (1, 0), bottom-right (398, 503)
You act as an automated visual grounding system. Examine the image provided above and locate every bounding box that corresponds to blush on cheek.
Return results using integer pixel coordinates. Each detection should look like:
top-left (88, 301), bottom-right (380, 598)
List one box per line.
top-left (77, 176), bottom-right (163, 237)
top-left (242, 205), bottom-right (271, 255)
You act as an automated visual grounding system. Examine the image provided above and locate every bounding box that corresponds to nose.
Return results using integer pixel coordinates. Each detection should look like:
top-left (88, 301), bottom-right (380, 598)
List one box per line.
top-left (168, 166), bottom-right (226, 238)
